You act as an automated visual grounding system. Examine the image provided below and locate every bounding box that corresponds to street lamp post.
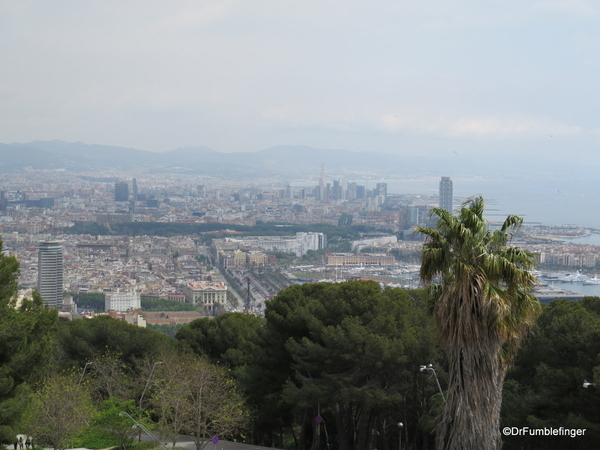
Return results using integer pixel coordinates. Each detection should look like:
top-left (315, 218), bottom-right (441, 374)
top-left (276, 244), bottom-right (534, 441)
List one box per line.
top-left (77, 362), bottom-right (93, 386)
top-left (397, 422), bottom-right (403, 450)
top-left (137, 361), bottom-right (162, 442)
top-left (119, 412), bottom-right (168, 450)
top-left (420, 363), bottom-right (446, 403)
top-left (139, 361), bottom-right (163, 412)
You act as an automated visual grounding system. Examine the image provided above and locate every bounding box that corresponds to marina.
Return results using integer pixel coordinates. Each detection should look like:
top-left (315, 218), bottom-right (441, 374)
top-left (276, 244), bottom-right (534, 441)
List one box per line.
top-left (535, 272), bottom-right (600, 302)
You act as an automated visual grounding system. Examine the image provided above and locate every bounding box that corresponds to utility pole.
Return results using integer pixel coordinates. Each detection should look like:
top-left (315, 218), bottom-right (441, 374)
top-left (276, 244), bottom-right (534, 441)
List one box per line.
top-left (244, 275), bottom-right (252, 314)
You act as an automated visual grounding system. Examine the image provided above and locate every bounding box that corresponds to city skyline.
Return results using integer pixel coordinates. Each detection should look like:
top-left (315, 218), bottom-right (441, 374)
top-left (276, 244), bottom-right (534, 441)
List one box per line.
top-left (1, 1), bottom-right (599, 163)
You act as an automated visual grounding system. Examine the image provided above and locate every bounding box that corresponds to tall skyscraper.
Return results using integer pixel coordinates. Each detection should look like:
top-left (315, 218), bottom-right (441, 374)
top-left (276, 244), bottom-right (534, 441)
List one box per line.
top-left (376, 183), bottom-right (388, 200)
top-left (319, 162), bottom-right (326, 189)
top-left (333, 180), bottom-right (342, 200)
top-left (115, 181), bottom-right (129, 201)
top-left (356, 185), bottom-right (366, 199)
top-left (439, 176), bottom-right (453, 212)
top-left (314, 185), bottom-right (322, 201)
top-left (38, 241), bottom-right (63, 308)
top-left (132, 178), bottom-right (138, 202)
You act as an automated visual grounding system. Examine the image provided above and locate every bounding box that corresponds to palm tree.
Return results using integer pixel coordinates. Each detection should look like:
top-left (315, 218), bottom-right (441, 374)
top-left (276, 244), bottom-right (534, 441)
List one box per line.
top-left (417, 196), bottom-right (540, 450)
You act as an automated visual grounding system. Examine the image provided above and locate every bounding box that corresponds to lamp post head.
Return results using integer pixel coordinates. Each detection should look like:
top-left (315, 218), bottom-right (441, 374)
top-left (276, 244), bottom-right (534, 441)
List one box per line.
top-left (419, 365), bottom-right (427, 372)
top-left (583, 381), bottom-right (595, 388)
top-left (397, 422), bottom-right (404, 428)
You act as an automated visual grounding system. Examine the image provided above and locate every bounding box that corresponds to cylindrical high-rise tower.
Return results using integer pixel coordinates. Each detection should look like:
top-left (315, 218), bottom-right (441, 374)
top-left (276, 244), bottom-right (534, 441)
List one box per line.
top-left (37, 241), bottom-right (63, 308)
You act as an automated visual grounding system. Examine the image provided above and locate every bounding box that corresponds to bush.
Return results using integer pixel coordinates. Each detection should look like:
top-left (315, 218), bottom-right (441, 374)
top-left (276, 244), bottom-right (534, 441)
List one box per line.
top-left (73, 427), bottom-right (118, 449)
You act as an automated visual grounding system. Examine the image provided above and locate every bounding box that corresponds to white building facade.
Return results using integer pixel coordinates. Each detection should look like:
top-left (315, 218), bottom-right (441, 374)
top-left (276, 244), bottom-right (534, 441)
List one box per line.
top-left (105, 290), bottom-right (141, 312)
top-left (182, 281), bottom-right (227, 313)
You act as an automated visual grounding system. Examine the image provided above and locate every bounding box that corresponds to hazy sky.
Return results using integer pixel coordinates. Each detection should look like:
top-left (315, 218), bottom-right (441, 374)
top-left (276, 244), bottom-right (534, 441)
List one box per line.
top-left (1, 0), bottom-right (599, 156)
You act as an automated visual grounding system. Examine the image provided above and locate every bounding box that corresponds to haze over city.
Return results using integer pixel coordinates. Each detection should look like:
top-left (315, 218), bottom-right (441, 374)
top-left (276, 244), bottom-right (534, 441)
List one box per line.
top-left (2, 0), bottom-right (600, 166)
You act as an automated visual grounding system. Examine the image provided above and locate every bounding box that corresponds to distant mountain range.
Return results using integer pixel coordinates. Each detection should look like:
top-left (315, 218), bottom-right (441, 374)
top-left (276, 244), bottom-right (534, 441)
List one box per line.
top-left (0, 140), bottom-right (591, 180)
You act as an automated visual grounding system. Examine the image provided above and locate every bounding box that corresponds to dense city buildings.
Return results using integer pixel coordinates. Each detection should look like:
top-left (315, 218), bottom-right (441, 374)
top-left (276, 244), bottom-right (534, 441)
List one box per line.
top-left (0, 169), bottom-right (597, 315)
top-left (213, 232), bottom-right (327, 257)
top-left (37, 240), bottom-right (64, 308)
top-left (439, 176), bottom-right (453, 212)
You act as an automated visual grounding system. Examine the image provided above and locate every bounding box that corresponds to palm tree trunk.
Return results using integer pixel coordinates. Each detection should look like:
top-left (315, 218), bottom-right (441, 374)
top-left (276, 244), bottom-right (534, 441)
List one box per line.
top-left (435, 339), bottom-right (504, 450)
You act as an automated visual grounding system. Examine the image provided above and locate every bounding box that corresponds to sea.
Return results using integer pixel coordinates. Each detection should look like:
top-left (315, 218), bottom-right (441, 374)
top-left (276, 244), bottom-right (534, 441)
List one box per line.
top-left (383, 177), bottom-right (600, 297)
top-left (383, 177), bottom-right (600, 229)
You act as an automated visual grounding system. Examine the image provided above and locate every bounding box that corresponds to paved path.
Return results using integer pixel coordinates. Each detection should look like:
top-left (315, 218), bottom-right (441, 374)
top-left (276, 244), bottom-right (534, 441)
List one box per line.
top-left (37, 428), bottom-right (279, 450)
top-left (145, 433), bottom-right (283, 450)
top-left (42, 436), bottom-right (282, 450)
top-left (45, 443), bottom-right (279, 450)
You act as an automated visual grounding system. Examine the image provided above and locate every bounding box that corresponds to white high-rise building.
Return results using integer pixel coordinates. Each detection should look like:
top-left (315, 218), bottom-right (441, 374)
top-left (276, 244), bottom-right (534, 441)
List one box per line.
top-left (37, 241), bottom-right (63, 308)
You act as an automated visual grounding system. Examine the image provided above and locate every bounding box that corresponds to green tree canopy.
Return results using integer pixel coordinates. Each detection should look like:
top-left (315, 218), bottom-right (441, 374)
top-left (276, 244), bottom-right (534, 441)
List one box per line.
top-left (177, 313), bottom-right (265, 369)
top-left (26, 373), bottom-right (93, 450)
top-left (263, 281), bottom-right (437, 450)
top-left (55, 315), bottom-right (177, 372)
top-left (0, 239), bottom-right (58, 442)
top-left (502, 297), bottom-right (600, 449)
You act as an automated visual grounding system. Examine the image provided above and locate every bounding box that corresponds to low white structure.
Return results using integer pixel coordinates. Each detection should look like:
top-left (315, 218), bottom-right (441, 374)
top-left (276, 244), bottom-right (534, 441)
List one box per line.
top-left (105, 289), bottom-right (141, 312)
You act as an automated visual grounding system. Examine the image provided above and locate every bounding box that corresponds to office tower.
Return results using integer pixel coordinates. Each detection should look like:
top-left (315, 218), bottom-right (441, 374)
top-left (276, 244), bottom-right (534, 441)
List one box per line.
top-left (115, 181), bottom-right (129, 201)
top-left (132, 178), bottom-right (138, 202)
top-left (376, 183), bottom-right (388, 200)
top-left (333, 180), bottom-right (342, 200)
top-left (38, 241), bottom-right (63, 308)
top-left (356, 185), bottom-right (366, 199)
top-left (410, 206), bottom-right (421, 225)
top-left (348, 182), bottom-right (357, 200)
top-left (314, 185), bottom-right (322, 201)
top-left (439, 176), bottom-right (453, 212)
top-left (319, 162), bottom-right (326, 189)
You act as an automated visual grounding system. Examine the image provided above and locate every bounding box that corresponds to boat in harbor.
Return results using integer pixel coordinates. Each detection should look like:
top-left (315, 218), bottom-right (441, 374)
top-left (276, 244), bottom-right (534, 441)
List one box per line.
top-left (584, 276), bottom-right (600, 285)
top-left (559, 271), bottom-right (588, 282)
